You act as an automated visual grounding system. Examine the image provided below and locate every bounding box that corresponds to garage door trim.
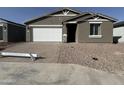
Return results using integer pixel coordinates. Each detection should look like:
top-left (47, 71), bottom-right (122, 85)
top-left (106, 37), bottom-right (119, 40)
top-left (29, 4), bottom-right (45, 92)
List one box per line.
top-left (32, 27), bottom-right (62, 42)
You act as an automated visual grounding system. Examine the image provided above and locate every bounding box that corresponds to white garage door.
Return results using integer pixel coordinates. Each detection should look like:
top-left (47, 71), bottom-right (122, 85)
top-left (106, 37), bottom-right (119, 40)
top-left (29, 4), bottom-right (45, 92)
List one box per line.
top-left (33, 28), bottom-right (62, 42)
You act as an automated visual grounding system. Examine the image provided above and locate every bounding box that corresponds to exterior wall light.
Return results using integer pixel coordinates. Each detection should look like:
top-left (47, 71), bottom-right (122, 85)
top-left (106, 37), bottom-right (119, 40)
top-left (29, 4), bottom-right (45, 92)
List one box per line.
top-left (27, 26), bottom-right (30, 32)
top-left (3, 25), bottom-right (7, 31)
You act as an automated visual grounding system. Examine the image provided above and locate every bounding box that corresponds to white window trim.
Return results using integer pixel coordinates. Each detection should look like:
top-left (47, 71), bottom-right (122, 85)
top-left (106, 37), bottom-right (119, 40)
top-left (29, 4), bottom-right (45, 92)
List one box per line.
top-left (89, 35), bottom-right (102, 38)
top-left (89, 22), bottom-right (103, 24)
top-left (89, 23), bottom-right (102, 36)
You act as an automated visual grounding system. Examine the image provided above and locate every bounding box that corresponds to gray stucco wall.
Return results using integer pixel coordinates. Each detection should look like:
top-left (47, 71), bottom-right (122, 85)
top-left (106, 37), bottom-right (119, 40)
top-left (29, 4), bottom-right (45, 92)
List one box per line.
top-left (27, 16), bottom-right (75, 25)
top-left (76, 21), bottom-right (113, 43)
top-left (26, 16), bottom-right (76, 42)
top-left (25, 11), bottom-right (114, 43)
top-left (64, 14), bottom-right (92, 23)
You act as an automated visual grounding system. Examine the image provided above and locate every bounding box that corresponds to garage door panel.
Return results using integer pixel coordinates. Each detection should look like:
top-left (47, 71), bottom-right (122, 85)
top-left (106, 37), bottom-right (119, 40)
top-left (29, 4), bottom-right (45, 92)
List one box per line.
top-left (33, 28), bottom-right (62, 42)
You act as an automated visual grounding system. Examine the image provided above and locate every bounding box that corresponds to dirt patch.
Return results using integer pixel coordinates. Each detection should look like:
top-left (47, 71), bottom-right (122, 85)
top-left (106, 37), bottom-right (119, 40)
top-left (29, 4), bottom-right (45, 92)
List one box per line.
top-left (0, 42), bottom-right (13, 51)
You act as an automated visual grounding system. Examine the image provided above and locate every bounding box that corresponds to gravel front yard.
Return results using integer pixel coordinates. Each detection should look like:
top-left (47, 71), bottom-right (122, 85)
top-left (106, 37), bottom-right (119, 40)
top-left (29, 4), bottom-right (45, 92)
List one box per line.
top-left (58, 43), bottom-right (124, 73)
top-left (0, 42), bottom-right (60, 63)
top-left (0, 42), bottom-right (12, 50)
top-left (1, 42), bottom-right (124, 73)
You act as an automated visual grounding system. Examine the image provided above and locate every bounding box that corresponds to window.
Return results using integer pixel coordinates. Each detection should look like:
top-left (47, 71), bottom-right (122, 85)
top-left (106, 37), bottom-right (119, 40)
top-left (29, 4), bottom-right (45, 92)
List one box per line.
top-left (89, 23), bottom-right (102, 38)
top-left (90, 24), bottom-right (101, 35)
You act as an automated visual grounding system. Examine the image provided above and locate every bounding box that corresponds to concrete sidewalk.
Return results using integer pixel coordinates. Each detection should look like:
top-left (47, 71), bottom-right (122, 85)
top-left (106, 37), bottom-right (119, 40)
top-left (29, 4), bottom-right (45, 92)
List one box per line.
top-left (0, 62), bottom-right (124, 85)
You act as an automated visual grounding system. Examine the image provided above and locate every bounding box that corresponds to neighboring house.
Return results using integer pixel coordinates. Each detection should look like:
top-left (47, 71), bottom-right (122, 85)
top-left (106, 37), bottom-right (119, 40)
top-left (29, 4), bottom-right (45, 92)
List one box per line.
top-left (25, 8), bottom-right (117, 43)
top-left (113, 21), bottom-right (124, 43)
top-left (0, 18), bottom-right (26, 42)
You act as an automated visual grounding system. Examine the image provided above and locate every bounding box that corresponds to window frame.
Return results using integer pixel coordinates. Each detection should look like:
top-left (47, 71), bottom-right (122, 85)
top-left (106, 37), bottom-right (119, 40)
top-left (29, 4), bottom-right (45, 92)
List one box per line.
top-left (89, 22), bottom-right (102, 38)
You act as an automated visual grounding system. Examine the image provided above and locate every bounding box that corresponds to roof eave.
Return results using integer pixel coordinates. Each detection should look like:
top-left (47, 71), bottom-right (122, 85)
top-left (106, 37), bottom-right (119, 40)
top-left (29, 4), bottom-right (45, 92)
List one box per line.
top-left (62, 12), bottom-right (94, 23)
top-left (24, 8), bottom-right (81, 24)
top-left (96, 13), bottom-right (118, 22)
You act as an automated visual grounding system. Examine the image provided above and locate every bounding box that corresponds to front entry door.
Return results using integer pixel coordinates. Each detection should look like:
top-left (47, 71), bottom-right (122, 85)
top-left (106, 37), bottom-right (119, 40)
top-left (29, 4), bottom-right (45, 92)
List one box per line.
top-left (67, 24), bottom-right (77, 42)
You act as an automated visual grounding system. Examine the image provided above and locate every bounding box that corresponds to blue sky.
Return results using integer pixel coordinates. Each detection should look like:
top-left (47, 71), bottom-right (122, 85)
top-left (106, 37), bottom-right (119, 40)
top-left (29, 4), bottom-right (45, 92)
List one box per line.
top-left (0, 7), bottom-right (124, 24)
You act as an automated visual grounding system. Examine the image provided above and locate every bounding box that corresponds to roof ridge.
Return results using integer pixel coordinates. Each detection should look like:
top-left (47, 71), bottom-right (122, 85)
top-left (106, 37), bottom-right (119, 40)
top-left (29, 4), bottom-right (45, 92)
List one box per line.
top-left (24, 8), bottom-right (81, 24)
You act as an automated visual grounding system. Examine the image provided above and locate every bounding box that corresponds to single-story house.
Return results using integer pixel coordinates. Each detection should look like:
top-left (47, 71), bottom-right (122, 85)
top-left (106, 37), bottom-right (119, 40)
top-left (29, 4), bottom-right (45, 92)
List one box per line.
top-left (25, 8), bottom-right (117, 43)
top-left (0, 18), bottom-right (26, 42)
top-left (113, 21), bottom-right (124, 43)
